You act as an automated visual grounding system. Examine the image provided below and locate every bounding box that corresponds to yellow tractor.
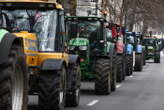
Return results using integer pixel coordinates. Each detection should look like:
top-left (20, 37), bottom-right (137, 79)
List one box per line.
top-left (0, 0), bottom-right (81, 110)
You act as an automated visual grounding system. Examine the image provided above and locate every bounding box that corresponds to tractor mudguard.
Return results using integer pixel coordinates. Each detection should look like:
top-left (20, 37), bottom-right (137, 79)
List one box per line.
top-left (41, 59), bottom-right (65, 70)
top-left (126, 44), bottom-right (133, 55)
top-left (135, 44), bottom-right (142, 54)
top-left (68, 54), bottom-right (79, 64)
top-left (0, 31), bottom-right (23, 65)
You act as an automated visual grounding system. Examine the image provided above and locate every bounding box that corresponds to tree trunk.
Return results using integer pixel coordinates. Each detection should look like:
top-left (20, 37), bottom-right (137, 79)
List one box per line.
top-left (69, 0), bottom-right (77, 16)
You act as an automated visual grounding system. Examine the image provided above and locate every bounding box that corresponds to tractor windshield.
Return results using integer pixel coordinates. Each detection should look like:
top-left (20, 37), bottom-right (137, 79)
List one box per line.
top-left (144, 39), bottom-right (155, 45)
top-left (66, 20), bottom-right (101, 39)
top-left (0, 9), bottom-right (63, 52)
top-left (126, 33), bottom-right (135, 44)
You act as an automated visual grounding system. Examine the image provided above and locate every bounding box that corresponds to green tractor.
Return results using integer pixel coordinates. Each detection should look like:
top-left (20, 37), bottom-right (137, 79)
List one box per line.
top-left (65, 16), bottom-right (117, 94)
top-left (143, 38), bottom-right (161, 63)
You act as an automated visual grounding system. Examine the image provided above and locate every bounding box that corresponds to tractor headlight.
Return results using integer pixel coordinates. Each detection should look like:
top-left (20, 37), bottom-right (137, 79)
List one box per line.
top-left (79, 46), bottom-right (87, 50)
top-left (147, 46), bottom-right (154, 50)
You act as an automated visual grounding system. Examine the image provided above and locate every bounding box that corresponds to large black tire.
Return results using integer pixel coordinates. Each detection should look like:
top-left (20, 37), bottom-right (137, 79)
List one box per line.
top-left (95, 59), bottom-right (112, 95)
top-left (38, 67), bottom-right (66, 110)
top-left (130, 55), bottom-right (133, 75)
top-left (111, 61), bottom-right (117, 92)
top-left (154, 52), bottom-right (160, 63)
top-left (116, 56), bottom-right (123, 82)
top-left (126, 55), bottom-right (133, 76)
top-left (143, 53), bottom-right (146, 65)
top-left (66, 64), bottom-right (81, 107)
top-left (0, 44), bottom-right (28, 110)
top-left (134, 54), bottom-right (143, 71)
top-left (122, 56), bottom-right (126, 81)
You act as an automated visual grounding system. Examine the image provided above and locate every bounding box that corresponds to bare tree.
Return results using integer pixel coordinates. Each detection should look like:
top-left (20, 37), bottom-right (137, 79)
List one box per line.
top-left (59, 0), bottom-right (77, 16)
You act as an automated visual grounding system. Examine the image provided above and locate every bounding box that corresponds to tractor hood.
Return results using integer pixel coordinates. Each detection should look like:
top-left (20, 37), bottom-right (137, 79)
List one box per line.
top-left (69, 38), bottom-right (89, 46)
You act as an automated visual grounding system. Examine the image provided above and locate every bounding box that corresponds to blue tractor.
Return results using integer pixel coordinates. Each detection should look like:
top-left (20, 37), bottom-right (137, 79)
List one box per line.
top-left (125, 32), bottom-right (134, 76)
top-left (134, 32), bottom-right (144, 71)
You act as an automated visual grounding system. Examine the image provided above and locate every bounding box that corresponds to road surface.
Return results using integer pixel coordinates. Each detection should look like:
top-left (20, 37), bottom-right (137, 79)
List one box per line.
top-left (29, 55), bottom-right (164, 110)
top-left (67, 56), bottom-right (164, 110)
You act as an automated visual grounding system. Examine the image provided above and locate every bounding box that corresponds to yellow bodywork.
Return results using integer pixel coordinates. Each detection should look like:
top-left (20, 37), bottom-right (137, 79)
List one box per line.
top-left (38, 53), bottom-right (69, 66)
top-left (0, 0), bottom-right (63, 10)
top-left (14, 32), bottom-right (38, 67)
top-left (14, 31), bottom-right (69, 69)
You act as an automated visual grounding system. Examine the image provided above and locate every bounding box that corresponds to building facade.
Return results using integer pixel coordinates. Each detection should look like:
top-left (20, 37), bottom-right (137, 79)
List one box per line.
top-left (76, 0), bottom-right (102, 17)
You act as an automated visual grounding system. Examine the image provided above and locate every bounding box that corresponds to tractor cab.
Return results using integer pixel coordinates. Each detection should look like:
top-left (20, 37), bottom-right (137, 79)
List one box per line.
top-left (126, 32), bottom-right (135, 44)
top-left (143, 37), bottom-right (162, 63)
top-left (66, 17), bottom-right (106, 56)
top-left (143, 38), bottom-right (157, 57)
top-left (106, 23), bottom-right (125, 54)
top-left (143, 38), bottom-right (159, 52)
top-left (0, 1), bottom-right (65, 55)
top-left (144, 38), bottom-right (156, 46)
top-left (65, 16), bottom-right (107, 70)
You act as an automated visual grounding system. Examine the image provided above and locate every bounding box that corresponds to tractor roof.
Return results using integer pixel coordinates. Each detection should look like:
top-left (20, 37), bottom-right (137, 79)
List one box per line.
top-left (143, 38), bottom-right (156, 40)
top-left (0, 0), bottom-right (63, 10)
top-left (65, 16), bottom-right (106, 22)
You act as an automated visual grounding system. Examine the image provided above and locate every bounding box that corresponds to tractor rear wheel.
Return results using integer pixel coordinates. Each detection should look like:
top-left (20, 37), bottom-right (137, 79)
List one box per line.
top-left (130, 55), bottom-right (133, 75)
top-left (111, 62), bottom-right (117, 92)
top-left (0, 45), bottom-right (28, 110)
top-left (95, 59), bottom-right (111, 95)
top-left (126, 55), bottom-right (133, 76)
top-left (66, 64), bottom-right (81, 107)
top-left (134, 54), bottom-right (143, 71)
top-left (116, 56), bottom-right (123, 82)
top-left (122, 57), bottom-right (126, 81)
top-left (154, 52), bottom-right (160, 63)
top-left (38, 67), bottom-right (66, 110)
top-left (143, 53), bottom-right (146, 65)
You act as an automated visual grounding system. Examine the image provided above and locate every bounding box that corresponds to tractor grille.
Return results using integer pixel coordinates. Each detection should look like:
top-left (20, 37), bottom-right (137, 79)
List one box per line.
top-left (147, 49), bottom-right (154, 55)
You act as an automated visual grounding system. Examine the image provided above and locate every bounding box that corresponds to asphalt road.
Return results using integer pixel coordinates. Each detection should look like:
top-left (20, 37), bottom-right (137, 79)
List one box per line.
top-left (29, 54), bottom-right (164, 110)
top-left (66, 56), bottom-right (164, 110)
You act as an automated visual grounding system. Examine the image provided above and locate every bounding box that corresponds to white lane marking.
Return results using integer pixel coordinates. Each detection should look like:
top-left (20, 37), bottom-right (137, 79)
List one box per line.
top-left (129, 75), bottom-right (134, 78)
top-left (116, 84), bottom-right (121, 88)
top-left (87, 100), bottom-right (99, 106)
top-left (28, 95), bottom-right (38, 105)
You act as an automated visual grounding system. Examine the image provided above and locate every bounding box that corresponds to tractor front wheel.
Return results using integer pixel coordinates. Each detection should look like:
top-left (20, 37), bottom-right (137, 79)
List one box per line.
top-left (111, 62), bottom-right (117, 92)
top-left (0, 45), bottom-right (28, 110)
top-left (126, 55), bottom-right (133, 76)
top-left (95, 59), bottom-right (112, 95)
top-left (116, 56), bottom-right (123, 82)
top-left (38, 67), bottom-right (66, 110)
top-left (154, 52), bottom-right (160, 63)
top-left (66, 64), bottom-right (81, 107)
top-left (134, 54), bottom-right (143, 71)
top-left (143, 53), bottom-right (146, 65)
